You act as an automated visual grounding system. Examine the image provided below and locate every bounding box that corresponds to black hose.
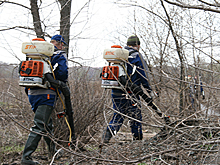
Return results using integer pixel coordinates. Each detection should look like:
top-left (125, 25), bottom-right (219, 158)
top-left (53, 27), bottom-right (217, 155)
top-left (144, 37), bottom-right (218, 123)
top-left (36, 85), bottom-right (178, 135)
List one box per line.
top-left (118, 76), bottom-right (170, 124)
top-left (118, 76), bottom-right (152, 104)
top-left (45, 73), bottom-right (76, 141)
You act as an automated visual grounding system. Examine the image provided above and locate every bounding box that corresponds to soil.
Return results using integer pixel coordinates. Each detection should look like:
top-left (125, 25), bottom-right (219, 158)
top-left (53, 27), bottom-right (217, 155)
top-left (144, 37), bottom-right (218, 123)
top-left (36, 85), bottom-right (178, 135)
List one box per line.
top-left (2, 127), bottom-right (220, 165)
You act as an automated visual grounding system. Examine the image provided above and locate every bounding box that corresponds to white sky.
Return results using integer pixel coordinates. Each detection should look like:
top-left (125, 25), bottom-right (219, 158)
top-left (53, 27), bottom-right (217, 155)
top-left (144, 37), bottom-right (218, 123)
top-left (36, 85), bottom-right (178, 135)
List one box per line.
top-left (1, 0), bottom-right (220, 69)
top-left (0, 0), bottom-right (132, 67)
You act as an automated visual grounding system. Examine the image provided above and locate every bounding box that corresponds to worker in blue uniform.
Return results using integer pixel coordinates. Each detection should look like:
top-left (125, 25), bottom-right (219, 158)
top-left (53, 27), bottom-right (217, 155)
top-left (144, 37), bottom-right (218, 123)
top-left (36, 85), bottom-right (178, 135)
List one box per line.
top-left (103, 35), bottom-right (152, 142)
top-left (21, 35), bottom-right (68, 165)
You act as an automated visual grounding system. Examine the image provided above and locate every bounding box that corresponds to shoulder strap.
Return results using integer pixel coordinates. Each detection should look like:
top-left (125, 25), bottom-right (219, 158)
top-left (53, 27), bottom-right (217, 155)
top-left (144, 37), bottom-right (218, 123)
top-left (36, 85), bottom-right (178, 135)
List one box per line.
top-left (129, 50), bottom-right (138, 56)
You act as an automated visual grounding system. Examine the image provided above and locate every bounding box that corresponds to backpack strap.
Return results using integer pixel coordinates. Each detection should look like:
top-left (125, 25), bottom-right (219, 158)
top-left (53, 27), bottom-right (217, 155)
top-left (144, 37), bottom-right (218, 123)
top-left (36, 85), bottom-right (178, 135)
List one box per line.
top-left (129, 50), bottom-right (138, 56)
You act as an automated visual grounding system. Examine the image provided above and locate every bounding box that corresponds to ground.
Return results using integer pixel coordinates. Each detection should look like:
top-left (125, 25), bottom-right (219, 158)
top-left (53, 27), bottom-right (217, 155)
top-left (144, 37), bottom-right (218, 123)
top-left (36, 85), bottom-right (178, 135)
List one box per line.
top-left (1, 132), bottom-right (156, 165)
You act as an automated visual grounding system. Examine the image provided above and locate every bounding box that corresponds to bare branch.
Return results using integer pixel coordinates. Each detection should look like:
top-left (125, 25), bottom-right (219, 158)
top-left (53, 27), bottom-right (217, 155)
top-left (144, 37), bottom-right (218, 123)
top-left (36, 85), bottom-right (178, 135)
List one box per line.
top-left (163, 0), bottom-right (220, 13)
top-left (0, 26), bottom-right (34, 32)
top-left (0, 1), bottom-right (30, 10)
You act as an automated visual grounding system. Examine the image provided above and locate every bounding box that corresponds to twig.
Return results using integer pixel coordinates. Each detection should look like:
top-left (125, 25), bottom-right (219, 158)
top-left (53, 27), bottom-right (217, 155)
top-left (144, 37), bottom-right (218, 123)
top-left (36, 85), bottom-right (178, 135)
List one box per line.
top-left (49, 148), bottom-right (62, 165)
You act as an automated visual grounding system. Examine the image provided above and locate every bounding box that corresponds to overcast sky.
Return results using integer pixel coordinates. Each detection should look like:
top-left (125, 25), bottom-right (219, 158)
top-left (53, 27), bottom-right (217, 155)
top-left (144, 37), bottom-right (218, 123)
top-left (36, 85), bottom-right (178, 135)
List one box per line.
top-left (2, 0), bottom-right (219, 70)
top-left (0, 0), bottom-right (134, 67)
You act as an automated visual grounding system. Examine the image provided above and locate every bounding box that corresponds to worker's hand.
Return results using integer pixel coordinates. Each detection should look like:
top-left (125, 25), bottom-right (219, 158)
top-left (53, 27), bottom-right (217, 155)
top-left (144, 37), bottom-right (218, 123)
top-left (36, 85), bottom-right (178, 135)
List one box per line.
top-left (149, 91), bottom-right (155, 100)
top-left (58, 81), bottom-right (70, 96)
top-left (155, 91), bottom-right (159, 97)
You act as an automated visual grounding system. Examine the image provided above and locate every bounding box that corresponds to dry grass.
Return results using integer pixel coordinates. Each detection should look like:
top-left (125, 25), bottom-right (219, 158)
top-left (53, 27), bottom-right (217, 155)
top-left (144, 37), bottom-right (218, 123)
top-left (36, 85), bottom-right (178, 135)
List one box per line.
top-left (0, 66), bottom-right (220, 164)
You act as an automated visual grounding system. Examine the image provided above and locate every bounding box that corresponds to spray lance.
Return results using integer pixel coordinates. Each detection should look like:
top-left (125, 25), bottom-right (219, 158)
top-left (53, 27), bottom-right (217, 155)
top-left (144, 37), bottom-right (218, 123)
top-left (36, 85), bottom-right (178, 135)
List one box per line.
top-left (45, 72), bottom-right (76, 145)
top-left (118, 76), bottom-right (170, 124)
top-left (101, 45), bottom-right (171, 125)
top-left (19, 38), bottom-right (76, 146)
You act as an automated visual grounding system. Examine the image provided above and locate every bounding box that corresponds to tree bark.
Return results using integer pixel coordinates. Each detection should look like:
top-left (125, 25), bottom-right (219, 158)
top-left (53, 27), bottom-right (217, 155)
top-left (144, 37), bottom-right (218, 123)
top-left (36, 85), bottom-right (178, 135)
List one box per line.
top-left (58, 0), bottom-right (72, 57)
top-left (160, 0), bottom-right (185, 115)
top-left (30, 0), bottom-right (44, 39)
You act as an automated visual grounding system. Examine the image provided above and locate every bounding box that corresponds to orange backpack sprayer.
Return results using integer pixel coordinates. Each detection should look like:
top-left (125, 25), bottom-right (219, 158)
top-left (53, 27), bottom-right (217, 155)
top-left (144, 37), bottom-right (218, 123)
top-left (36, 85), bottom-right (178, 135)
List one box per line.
top-left (19, 38), bottom-right (54, 88)
top-left (19, 38), bottom-right (76, 146)
top-left (101, 45), bottom-right (129, 89)
top-left (101, 45), bottom-right (171, 125)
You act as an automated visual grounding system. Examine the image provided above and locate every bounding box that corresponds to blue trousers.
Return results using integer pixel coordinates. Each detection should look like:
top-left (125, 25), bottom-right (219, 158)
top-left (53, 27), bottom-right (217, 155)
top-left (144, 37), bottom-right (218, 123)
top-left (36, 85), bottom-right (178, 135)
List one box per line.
top-left (107, 94), bottom-right (143, 140)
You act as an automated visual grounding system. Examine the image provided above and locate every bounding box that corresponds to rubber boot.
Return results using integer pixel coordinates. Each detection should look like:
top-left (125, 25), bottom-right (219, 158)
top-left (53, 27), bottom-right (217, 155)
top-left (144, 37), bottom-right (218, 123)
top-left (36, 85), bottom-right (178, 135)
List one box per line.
top-left (21, 105), bottom-right (53, 165)
top-left (43, 116), bottom-right (63, 159)
top-left (21, 132), bottom-right (41, 165)
top-left (44, 135), bottom-right (57, 158)
top-left (44, 136), bottom-right (63, 159)
top-left (21, 156), bottom-right (40, 165)
top-left (43, 117), bottom-right (55, 159)
top-left (102, 129), bottom-right (113, 143)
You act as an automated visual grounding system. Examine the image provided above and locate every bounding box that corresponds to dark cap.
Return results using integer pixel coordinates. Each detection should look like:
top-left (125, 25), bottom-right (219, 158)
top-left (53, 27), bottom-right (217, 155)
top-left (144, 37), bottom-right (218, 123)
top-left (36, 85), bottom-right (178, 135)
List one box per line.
top-left (127, 35), bottom-right (140, 46)
top-left (51, 34), bottom-right (67, 45)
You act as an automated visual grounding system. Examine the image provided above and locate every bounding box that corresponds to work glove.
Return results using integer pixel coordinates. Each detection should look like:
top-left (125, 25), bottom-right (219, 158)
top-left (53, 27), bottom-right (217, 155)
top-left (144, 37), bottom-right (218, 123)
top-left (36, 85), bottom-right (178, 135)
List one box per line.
top-left (155, 91), bottom-right (159, 97)
top-left (58, 80), bottom-right (70, 97)
top-left (149, 91), bottom-right (155, 100)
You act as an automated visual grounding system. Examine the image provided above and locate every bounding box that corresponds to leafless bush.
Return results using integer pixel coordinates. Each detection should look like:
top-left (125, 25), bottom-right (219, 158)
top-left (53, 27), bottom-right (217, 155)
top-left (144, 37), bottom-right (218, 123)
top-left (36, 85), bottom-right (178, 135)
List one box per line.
top-left (0, 62), bottom-right (220, 164)
top-left (51, 66), bottom-right (110, 148)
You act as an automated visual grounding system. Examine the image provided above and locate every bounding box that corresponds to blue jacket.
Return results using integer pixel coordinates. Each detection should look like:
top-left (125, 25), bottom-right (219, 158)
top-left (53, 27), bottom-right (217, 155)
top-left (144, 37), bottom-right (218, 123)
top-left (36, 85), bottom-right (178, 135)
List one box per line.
top-left (50, 50), bottom-right (68, 82)
top-left (112, 46), bottom-right (151, 95)
top-left (27, 50), bottom-right (68, 112)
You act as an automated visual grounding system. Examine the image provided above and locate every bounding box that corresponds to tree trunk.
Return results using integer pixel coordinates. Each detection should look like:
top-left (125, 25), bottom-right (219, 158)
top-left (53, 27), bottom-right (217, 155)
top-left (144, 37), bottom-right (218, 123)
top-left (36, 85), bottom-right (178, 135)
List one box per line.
top-left (160, 0), bottom-right (185, 115)
top-left (58, 0), bottom-right (72, 57)
top-left (30, 0), bottom-right (44, 39)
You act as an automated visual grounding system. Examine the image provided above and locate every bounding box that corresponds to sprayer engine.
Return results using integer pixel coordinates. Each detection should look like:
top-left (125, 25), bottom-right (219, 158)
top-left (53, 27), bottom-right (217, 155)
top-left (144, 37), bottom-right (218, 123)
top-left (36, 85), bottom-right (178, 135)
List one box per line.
top-left (19, 39), bottom-right (54, 88)
top-left (101, 45), bottom-right (129, 89)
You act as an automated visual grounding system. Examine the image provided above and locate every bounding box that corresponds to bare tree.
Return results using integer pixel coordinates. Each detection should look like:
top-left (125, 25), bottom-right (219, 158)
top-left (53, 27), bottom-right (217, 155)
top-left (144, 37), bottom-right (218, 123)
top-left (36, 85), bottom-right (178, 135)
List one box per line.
top-left (58, 0), bottom-right (72, 55)
top-left (160, 0), bottom-right (185, 114)
top-left (1, 0), bottom-right (220, 164)
top-left (30, 0), bottom-right (44, 39)
top-left (164, 0), bottom-right (220, 13)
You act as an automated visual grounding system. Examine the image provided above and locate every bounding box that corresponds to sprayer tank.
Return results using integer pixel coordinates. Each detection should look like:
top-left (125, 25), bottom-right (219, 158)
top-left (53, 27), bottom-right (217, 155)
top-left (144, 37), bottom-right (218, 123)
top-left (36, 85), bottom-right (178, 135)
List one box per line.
top-left (103, 47), bottom-right (129, 63)
top-left (21, 41), bottom-right (54, 57)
